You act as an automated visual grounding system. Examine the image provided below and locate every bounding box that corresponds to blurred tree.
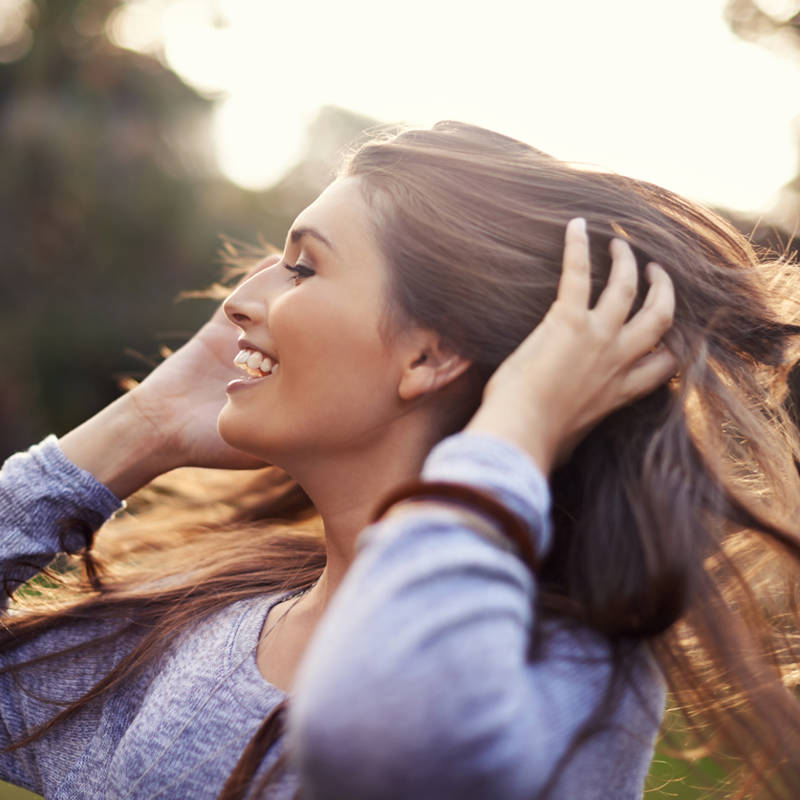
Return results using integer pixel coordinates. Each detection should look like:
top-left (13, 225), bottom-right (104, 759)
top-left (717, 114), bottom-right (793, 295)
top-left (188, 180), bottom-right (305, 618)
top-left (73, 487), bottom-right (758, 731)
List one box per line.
top-left (726, 0), bottom-right (800, 44)
top-left (0, 0), bottom-right (373, 460)
top-left (725, 0), bottom-right (800, 231)
top-left (723, 0), bottom-right (800, 419)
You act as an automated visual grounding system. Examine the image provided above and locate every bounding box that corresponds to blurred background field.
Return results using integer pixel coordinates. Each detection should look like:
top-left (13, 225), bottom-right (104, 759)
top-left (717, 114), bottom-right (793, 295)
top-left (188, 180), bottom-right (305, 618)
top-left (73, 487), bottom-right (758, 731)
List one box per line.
top-left (2, 1), bottom-right (800, 798)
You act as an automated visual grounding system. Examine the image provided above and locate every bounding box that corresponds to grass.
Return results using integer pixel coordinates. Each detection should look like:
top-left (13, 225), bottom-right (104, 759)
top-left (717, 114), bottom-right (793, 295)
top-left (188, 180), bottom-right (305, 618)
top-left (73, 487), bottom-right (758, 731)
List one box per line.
top-left (0, 784), bottom-right (40, 799)
top-left (646, 750), bottom-right (729, 799)
top-left (0, 747), bottom-right (728, 799)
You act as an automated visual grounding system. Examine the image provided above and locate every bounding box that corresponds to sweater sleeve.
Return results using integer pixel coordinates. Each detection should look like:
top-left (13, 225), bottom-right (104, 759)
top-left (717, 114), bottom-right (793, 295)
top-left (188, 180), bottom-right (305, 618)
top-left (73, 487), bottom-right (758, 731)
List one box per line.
top-left (0, 436), bottom-right (123, 603)
top-left (0, 437), bottom-right (125, 792)
top-left (288, 432), bottom-right (665, 800)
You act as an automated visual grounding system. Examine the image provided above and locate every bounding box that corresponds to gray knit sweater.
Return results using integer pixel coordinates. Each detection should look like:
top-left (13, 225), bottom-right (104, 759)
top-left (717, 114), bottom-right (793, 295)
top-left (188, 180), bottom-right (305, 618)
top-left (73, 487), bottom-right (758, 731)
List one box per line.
top-left (0, 433), bottom-right (664, 799)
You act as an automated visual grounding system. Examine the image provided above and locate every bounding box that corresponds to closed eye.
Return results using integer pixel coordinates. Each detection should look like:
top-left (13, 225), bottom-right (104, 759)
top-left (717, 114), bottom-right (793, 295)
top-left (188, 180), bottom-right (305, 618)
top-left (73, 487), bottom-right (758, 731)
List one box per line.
top-left (284, 262), bottom-right (315, 285)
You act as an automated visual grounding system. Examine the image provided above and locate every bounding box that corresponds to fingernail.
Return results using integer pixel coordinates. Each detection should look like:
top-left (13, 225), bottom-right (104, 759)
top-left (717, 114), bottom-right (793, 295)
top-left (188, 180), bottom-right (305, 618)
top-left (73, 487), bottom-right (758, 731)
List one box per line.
top-left (571, 217), bottom-right (586, 233)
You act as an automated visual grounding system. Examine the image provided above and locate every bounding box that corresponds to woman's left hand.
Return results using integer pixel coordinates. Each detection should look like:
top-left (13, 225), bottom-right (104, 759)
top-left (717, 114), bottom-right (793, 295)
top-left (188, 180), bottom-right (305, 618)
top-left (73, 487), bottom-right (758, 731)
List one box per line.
top-left (466, 217), bottom-right (677, 476)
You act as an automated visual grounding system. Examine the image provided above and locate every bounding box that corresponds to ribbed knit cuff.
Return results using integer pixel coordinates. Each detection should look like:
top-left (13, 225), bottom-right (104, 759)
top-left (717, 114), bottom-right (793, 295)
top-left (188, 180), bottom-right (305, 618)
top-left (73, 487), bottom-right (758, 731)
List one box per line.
top-left (421, 432), bottom-right (552, 558)
top-left (1, 435), bottom-right (125, 546)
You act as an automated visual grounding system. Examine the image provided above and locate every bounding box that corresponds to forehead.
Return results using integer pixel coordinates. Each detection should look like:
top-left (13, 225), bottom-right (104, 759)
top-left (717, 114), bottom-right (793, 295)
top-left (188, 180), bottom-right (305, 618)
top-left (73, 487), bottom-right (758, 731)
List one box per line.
top-left (290, 177), bottom-right (380, 260)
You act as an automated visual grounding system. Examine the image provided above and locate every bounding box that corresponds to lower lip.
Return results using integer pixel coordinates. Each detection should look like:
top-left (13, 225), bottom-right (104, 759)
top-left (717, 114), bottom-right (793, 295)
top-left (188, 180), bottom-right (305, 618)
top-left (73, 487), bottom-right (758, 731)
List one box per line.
top-left (226, 373), bottom-right (275, 393)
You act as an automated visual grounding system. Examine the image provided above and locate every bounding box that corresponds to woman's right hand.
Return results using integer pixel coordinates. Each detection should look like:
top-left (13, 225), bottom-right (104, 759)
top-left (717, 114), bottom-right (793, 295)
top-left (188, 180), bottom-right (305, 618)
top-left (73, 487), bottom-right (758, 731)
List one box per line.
top-left (127, 259), bottom-right (282, 472)
top-left (60, 257), bottom-right (279, 497)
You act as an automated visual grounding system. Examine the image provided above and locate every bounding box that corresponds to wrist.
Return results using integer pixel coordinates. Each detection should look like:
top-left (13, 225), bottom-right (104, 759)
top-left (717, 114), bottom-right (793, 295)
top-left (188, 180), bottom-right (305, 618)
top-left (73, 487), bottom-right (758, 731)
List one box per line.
top-left (59, 391), bottom-right (180, 499)
top-left (464, 406), bottom-right (557, 477)
top-left (423, 429), bottom-right (554, 559)
top-left (373, 480), bottom-right (541, 572)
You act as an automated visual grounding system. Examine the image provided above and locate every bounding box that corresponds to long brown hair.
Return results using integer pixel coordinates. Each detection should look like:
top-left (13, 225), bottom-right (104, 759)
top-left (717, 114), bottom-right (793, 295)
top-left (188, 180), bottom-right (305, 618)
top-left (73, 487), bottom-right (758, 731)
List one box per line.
top-left (6, 121), bottom-right (800, 799)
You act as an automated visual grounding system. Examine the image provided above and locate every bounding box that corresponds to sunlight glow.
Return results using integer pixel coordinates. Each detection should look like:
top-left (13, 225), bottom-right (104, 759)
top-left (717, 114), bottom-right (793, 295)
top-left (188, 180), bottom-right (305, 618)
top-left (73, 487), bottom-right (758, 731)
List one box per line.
top-left (106, 0), bottom-right (164, 55)
top-left (111, 0), bottom-right (800, 213)
top-left (0, 0), bottom-right (34, 63)
top-left (754, 0), bottom-right (800, 22)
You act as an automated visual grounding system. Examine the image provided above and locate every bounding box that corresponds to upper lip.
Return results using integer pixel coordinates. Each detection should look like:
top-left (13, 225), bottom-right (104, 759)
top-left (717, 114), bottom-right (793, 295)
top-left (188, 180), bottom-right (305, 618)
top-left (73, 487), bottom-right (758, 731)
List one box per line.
top-left (237, 338), bottom-right (279, 362)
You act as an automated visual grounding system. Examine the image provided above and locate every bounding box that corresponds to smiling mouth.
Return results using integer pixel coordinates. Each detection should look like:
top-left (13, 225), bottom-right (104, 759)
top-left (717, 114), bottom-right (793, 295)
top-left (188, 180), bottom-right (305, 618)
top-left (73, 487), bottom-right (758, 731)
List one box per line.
top-left (234, 348), bottom-right (280, 377)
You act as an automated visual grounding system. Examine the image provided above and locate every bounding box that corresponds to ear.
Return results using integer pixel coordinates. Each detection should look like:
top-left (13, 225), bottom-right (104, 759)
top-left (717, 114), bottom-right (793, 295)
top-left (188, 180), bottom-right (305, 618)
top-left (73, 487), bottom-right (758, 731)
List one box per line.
top-left (397, 333), bottom-right (472, 402)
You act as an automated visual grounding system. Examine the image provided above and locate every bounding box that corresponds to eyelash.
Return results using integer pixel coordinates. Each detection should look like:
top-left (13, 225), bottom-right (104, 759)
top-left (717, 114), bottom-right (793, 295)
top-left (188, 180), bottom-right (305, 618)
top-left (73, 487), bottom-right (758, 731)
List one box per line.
top-left (284, 262), bottom-right (315, 285)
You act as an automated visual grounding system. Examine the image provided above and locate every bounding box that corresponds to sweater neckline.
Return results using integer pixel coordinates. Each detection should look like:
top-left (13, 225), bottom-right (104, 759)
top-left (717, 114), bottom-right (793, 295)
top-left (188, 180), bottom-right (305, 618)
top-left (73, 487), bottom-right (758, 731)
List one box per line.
top-left (223, 592), bottom-right (294, 716)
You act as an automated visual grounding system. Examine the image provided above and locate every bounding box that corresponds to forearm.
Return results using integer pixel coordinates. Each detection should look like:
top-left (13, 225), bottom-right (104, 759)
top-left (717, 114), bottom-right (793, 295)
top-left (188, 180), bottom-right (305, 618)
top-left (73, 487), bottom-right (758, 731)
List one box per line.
top-left (59, 391), bottom-right (179, 499)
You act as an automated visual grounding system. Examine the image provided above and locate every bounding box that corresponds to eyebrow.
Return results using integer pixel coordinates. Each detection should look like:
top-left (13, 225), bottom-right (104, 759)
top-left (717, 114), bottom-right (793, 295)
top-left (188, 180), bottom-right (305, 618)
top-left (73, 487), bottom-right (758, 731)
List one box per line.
top-left (289, 226), bottom-right (336, 253)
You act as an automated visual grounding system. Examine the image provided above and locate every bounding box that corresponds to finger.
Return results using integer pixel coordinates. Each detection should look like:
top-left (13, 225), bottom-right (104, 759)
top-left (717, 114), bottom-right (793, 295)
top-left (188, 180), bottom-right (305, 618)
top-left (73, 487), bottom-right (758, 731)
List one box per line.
top-left (592, 238), bottom-right (638, 327)
top-left (619, 346), bottom-right (678, 402)
top-left (618, 263), bottom-right (675, 360)
top-left (557, 218), bottom-right (591, 307)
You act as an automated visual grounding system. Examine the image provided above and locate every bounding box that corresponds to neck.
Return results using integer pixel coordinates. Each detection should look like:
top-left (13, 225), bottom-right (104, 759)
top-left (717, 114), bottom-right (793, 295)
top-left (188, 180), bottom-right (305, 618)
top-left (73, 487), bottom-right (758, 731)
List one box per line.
top-left (280, 414), bottom-right (441, 619)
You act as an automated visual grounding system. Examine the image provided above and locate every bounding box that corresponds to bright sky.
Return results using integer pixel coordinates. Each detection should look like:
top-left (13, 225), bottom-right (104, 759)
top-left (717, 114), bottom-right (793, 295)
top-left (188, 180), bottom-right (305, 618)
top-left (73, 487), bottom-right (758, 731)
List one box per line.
top-left (107, 0), bottom-right (800, 213)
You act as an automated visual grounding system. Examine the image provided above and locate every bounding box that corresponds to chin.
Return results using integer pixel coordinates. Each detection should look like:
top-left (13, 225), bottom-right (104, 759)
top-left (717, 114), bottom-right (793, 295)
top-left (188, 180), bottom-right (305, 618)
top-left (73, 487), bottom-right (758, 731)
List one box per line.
top-left (217, 406), bottom-right (266, 460)
top-left (217, 404), bottom-right (297, 467)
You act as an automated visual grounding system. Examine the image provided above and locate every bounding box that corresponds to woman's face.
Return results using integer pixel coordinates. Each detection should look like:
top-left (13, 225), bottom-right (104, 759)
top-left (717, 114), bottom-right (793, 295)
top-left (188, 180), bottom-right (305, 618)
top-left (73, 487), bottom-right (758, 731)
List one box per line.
top-left (218, 177), bottom-right (412, 464)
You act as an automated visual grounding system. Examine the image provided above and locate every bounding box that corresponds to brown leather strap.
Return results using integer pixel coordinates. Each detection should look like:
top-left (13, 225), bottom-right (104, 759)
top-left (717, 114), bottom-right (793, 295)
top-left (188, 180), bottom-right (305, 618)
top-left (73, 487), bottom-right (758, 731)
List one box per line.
top-left (372, 480), bottom-right (541, 573)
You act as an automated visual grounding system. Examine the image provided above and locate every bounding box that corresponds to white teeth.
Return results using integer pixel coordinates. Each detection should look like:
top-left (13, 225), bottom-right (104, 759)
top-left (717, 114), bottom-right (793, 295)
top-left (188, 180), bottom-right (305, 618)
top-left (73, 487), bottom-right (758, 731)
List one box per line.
top-left (234, 347), bottom-right (279, 376)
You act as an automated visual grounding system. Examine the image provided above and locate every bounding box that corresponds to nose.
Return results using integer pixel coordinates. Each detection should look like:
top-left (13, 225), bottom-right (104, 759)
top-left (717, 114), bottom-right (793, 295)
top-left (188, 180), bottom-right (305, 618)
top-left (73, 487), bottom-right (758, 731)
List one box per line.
top-left (223, 287), bottom-right (258, 327)
top-left (222, 257), bottom-right (279, 328)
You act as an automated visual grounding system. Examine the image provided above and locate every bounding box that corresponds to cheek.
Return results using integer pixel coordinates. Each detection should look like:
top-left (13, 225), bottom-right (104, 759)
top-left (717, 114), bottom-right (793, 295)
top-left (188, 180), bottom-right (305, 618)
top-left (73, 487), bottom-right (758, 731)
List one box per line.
top-left (272, 292), bottom-right (398, 424)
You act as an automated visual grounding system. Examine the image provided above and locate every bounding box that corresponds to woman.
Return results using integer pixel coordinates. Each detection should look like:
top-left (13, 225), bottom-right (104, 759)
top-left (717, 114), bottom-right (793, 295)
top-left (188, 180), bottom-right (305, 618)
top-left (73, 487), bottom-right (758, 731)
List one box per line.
top-left (1, 121), bottom-right (798, 799)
